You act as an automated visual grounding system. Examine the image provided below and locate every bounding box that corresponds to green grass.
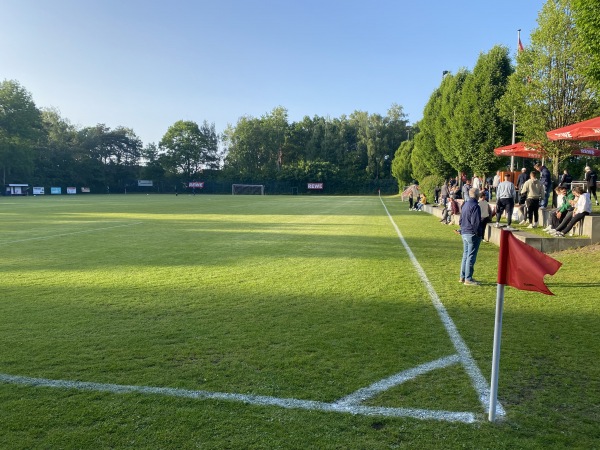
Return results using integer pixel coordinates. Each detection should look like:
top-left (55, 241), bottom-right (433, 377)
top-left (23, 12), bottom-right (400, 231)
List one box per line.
top-left (0, 194), bottom-right (598, 448)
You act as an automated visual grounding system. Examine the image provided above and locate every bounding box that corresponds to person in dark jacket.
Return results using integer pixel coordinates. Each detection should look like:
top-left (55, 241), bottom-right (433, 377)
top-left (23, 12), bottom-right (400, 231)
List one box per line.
top-left (459, 188), bottom-right (482, 286)
top-left (534, 163), bottom-right (552, 208)
top-left (517, 168), bottom-right (529, 192)
top-left (558, 169), bottom-right (572, 188)
top-left (584, 166), bottom-right (598, 205)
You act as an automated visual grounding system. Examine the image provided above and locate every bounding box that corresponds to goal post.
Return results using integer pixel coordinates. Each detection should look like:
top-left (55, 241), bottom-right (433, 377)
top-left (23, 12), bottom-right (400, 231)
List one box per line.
top-left (232, 184), bottom-right (265, 195)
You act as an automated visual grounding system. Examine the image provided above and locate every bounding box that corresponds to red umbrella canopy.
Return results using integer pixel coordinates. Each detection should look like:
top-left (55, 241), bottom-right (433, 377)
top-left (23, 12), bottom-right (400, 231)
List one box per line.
top-left (546, 116), bottom-right (600, 141)
top-left (572, 147), bottom-right (600, 157)
top-left (493, 142), bottom-right (545, 159)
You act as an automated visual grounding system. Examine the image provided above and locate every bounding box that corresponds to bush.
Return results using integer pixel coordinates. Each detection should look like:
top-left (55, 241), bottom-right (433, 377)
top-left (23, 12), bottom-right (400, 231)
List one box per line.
top-left (418, 175), bottom-right (445, 203)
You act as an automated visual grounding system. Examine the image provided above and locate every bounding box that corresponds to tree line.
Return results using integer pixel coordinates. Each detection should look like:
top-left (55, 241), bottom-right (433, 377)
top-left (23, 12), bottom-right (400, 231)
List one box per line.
top-left (2, 0), bottom-right (599, 196)
top-left (393, 0), bottom-right (600, 198)
top-left (0, 79), bottom-right (408, 194)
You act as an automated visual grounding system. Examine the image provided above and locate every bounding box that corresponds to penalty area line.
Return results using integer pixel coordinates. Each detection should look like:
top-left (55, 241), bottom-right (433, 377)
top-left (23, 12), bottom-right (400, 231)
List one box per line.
top-left (379, 197), bottom-right (505, 418)
top-left (0, 373), bottom-right (477, 424)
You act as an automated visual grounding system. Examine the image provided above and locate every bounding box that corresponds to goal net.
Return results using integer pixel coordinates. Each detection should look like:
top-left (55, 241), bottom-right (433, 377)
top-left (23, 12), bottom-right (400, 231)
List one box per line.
top-left (232, 184), bottom-right (265, 195)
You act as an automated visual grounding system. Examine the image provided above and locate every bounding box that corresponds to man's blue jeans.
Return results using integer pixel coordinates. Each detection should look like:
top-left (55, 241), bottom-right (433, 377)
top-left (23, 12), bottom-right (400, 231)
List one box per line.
top-left (460, 233), bottom-right (481, 281)
top-left (540, 184), bottom-right (551, 207)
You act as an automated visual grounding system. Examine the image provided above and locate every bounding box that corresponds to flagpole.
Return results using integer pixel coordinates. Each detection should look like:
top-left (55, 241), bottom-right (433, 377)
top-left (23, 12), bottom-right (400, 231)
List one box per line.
top-left (489, 283), bottom-right (505, 421)
top-left (510, 29), bottom-right (521, 173)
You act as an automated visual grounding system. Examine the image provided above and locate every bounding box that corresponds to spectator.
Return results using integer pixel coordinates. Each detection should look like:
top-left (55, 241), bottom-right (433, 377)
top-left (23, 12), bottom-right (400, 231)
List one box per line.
top-left (407, 181), bottom-right (420, 210)
top-left (461, 180), bottom-right (471, 202)
top-left (492, 170), bottom-right (501, 200)
top-left (459, 188), bottom-right (482, 286)
top-left (479, 191), bottom-right (492, 231)
top-left (584, 166), bottom-right (598, 206)
top-left (433, 185), bottom-right (441, 205)
top-left (534, 162), bottom-right (552, 208)
top-left (472, 174), bottom-right (482, 191)
top-left (415, 193), bottom-right (427, 211)
top-left (558, 169), bottom-right (572, 189)
top-left (495, 173), bottom-right (516, 230)
top-left (517, 168), bottom-right (529, 192)
top-left (440, 180), bottom-right (450, 209)
top-left (521, 170), bottom-right (544, 228)
top-left (551, 186), bottom-right (592, 237)
top-left (544, 186), bottom-right (574, 233)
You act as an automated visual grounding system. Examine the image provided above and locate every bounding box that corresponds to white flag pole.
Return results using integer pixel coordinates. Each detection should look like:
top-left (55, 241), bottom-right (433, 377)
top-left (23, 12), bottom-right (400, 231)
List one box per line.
top-left (489, 283), bottom-right (505, 421)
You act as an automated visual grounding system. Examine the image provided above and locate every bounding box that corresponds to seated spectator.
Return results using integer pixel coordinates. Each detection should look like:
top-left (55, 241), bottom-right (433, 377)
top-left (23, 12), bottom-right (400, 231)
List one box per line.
top-left (441, 195), bottom-right (460, 224)
top-left (415, 194), bottom-right (427, 211)
top-left (550, 186), bottom-right (591, 237)
top-left (544, 187), bottom-right (574, 233)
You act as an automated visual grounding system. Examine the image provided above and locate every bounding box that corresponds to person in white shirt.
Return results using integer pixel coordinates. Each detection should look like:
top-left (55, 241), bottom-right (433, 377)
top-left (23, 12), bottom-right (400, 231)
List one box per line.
top-left (472, 174), bottom-right (482, 191)
top-left (478, 191), bottom-right (492, 230)
top-left (551, 186), bottom-right (592, 237)
top-left (492, 171), bottom-right (501, 200)
top-left (494, 173), bottom-right (516, 230)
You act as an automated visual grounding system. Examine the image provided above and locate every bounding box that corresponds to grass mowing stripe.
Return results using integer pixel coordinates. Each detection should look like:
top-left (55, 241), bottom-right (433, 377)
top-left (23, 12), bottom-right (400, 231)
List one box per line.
top-left (379, 195), bottom-right (506, 418)
top-left (0, 222), bottom-right (143, 245)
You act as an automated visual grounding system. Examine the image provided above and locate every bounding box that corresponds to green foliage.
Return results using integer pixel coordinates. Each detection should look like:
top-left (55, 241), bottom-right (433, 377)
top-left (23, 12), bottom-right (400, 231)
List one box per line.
top-left (501, 0), bottom-right (599, 177)
top-left (0, 79), bottom-right (43, 182)
top-left (418, 174), bottom-right (445, 201)
top-left (453, 46), bottom-right (513, 177)
top-left (391, 140), bottom-right (413, 190)
top-left (160, 120), bottom-right (219, 180)
top-left (572, 0), bottom-right (600, 88)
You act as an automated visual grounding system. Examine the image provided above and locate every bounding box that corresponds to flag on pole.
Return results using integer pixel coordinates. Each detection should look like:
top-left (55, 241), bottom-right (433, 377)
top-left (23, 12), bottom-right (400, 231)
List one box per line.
top-left (498, 230), bottom-right (562, 295)
top-left (518, 37), bottom-right (524, 52)
top-left (489, 231), bottom-right (562, 421)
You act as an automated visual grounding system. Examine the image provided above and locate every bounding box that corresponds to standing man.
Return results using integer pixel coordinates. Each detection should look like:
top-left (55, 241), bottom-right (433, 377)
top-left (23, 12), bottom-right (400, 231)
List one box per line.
top-left (440, 180), bottom-right (450, 209)
top-left (459, 187), bottom-right (482, 286)
top-left (521, 170), bottom-right (544, 228)
top-left (534, 163), bottom-right (552, 208)
top-left (495, 173), bottom-right (517, 230)
top-left (472, 173), bottom-right (482, 191)
top-left (517, 168), bottom-right (529, 192)
top-left (584, 166), bottom-right (598, 206)
top-left (492, 170), bottom-right (501, 200)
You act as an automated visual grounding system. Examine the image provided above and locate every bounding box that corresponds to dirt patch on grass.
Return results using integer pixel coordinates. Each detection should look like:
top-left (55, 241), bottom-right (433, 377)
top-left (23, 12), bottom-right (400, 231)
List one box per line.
top-left (552, 243), bottom-right (600, 257)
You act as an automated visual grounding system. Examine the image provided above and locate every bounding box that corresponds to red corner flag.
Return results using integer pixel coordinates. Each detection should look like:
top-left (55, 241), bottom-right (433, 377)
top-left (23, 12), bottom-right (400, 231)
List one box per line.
top-left (497, 230), bottom-right (562, 295)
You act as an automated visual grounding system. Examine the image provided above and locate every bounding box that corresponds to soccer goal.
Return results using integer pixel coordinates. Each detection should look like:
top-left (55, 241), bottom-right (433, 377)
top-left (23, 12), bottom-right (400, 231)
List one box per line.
top-left (232, 184), bottom-right (265, 195)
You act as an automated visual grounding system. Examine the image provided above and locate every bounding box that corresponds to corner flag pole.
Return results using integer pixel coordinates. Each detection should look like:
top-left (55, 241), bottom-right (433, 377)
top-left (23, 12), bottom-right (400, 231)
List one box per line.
top-left (489, 283), bottom-right (505, 421)
top-left (489, 230), bottom-right (509, 422)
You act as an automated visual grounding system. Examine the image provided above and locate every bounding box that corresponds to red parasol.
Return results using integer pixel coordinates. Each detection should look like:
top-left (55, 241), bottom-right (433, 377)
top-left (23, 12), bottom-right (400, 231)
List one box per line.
top-left (493, 142), bottom-right (545, 159)
top-left (571, 147), bottom-right (600, 157)
top-left (546, 116), bottom-right (600, 141)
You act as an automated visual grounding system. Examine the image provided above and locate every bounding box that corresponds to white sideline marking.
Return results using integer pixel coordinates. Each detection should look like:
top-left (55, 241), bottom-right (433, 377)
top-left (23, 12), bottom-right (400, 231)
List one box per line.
top-left (0, 373), bottom-right (476, 423)
top-left (0, 222), bottom-right (143, 245)
top-left (0, 198), bottom-right (497, 423)
top-left (379, 197), bottom-right (505, 418)
top-left (335, 355), bottom-right (460, 406)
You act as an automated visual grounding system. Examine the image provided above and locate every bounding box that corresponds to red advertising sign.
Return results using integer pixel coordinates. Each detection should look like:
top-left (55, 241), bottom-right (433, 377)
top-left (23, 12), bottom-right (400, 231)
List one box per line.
top-left (188, 182), bottom-right (204, 188)
top-left (307, 183), bottom-right (323, 190)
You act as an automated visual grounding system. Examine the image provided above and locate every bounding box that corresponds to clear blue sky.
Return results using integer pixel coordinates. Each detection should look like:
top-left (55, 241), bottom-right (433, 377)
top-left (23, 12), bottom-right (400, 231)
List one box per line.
top-left (1, 0), bottom-right (543, 146)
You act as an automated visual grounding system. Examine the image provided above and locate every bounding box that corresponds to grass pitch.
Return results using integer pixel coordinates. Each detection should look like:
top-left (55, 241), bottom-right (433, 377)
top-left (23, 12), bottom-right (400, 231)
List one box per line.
top-left (0, 194), bottom-right (598, 448)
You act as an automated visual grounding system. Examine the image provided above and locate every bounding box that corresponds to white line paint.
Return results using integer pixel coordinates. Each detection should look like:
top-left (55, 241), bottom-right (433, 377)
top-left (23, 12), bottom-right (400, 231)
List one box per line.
top-left (0, 373), bottom-right (476, 423)
top-left (379, 197), bottom-right (505, 418)
top-left (335, 355), bottom-right (460, 406)
top-left (0, 222), bottom-right (143, 245)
